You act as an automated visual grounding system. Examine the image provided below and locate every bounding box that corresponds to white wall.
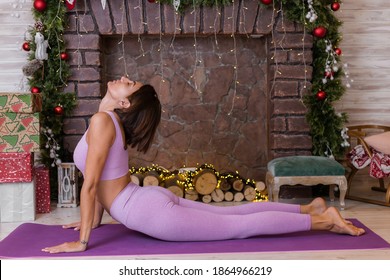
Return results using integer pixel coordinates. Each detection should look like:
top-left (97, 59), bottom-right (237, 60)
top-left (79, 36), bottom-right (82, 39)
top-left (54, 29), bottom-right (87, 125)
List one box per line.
top-left (335, 0), bottom-right (390, 126)
top-left (0, 0), bottom-right (33, 92)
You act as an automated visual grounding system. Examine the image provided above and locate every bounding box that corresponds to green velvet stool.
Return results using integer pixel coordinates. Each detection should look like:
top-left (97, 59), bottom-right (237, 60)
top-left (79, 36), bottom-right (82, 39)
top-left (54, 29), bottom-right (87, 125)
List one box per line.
top-left (266, 156), bottom-right (347, 209)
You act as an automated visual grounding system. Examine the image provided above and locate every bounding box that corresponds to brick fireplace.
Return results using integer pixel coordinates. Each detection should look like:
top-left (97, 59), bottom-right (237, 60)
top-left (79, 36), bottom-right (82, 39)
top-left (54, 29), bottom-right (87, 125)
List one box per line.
top-left (63, 0), bottom-right (313, 181)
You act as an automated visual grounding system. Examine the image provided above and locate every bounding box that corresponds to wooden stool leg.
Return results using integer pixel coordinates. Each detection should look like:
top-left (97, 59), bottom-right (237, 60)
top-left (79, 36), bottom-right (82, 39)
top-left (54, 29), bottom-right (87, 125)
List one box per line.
top-left (329, 184), bottom-right (336, 202)
top-left (266, 172), bottom-right (274, 201)
top-left (386, 183), bottom-right (390, 203)
top-left (266, 172), bottom-right (281, 202)
top-left (338, 177), bottom-right (348, 210)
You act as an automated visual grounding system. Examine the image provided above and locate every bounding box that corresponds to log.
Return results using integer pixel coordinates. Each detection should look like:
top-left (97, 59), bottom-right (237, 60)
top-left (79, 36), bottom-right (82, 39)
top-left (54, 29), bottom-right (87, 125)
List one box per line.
top-left (229, 178), bottom-right (244, 192)
top-left (143, 170), bottom-right (160, 186)
top-left (224, 191), bottom-right (234, 202)
top-left (219, 178), bottom-right (231, 192)
top-left (185, 188), bottom-right (199, 201)
top-left (202, 194), bottom-right (212, 203)
top-left (243, 185), bottom-right (256, 201)
top-left (255, 181), bottom-right (268, 196)
top-left (163, 174), bottom-right (185, 197)
top-left (193, 169), bottom-right (217, 195)
top-left (255, 181), bottom-right (266, 191)
top-left (130, 173), bottom-right (144, 186)
top-left (234, 191), bottom-right (244, 202)
top-left (167, 185), bottom-right (184, 197)
top-left (211, 188), bottom-right (224, 202)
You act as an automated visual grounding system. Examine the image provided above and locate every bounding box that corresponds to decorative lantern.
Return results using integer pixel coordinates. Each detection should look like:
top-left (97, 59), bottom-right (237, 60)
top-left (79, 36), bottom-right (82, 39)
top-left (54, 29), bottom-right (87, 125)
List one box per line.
top-left (57, 162), bottom-right (79, 208)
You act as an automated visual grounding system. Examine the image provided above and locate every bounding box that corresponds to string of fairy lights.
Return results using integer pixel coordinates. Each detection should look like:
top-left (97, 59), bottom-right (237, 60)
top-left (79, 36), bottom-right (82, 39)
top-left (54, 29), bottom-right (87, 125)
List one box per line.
top-left (114, 1), bottom-right (264, 200)
top-left (110, 0), bottom-right (348, 199)
top-left (129, 163), bottom-right (268, 201)
top-left (118, 0), bottom-right (129, 77)
top-left (16, 0), bottom-right (351, 197)
top-left (301, 0), bottom-right (309, 93)
top-left (114, 0), bottom-right (243, 111)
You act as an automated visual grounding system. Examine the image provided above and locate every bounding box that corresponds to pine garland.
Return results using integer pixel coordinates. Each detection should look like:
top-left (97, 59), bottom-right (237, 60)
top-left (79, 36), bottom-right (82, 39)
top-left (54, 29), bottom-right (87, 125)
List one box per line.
top-left (26, 0), bottom-right (77, 193)
top-left (278, 0), bottom-right (347, 157)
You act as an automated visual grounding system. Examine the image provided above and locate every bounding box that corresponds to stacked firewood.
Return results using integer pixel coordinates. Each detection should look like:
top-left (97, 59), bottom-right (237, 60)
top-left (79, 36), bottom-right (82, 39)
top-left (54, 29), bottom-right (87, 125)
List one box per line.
top-left (129, 164), bottom-right (268, 203)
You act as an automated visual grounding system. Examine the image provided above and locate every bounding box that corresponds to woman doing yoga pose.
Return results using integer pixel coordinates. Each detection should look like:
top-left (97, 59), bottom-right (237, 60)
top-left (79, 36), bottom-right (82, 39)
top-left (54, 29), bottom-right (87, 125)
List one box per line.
top-left (42, 76), bottom-right (364, 254)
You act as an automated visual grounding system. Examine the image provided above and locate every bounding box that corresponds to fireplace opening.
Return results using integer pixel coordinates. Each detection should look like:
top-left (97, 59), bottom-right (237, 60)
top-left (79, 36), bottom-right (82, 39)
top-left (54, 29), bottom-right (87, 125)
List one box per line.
top-left (102, 35), bottom-right (269, 180)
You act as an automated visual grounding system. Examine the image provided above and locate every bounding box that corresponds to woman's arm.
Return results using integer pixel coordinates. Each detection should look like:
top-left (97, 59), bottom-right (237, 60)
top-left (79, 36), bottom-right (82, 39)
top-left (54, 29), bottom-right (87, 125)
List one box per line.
top-left (42, 112), bottom-right (115, 253)
top-left (93, 198), bottom-right (104, 228)
top-left (62, 197), bottom-right (104, 230)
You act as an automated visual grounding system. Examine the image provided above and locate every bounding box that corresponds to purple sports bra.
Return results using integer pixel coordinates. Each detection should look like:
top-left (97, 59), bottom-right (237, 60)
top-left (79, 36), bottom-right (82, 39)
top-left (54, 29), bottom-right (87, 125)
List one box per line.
top-left (73, 111), bottom-right (129, 181)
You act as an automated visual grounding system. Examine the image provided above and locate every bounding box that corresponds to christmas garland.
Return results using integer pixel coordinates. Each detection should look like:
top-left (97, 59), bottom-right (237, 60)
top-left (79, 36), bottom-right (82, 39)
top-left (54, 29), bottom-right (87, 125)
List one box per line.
top-left (272, 0), bottom-right (348, 158)
top-left (22, 0), bottom-right (77, 193)
top-left (158, 0), bottom-right (348, 157)
top-left (130, 163), bottom-right (267, 201)
top-left (23, 1), bottom-right (77, 165)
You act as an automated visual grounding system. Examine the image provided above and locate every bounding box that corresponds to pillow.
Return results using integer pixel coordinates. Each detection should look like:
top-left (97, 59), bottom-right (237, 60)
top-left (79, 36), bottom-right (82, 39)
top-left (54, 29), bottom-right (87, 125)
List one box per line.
top-left (364, 131), bottom-right (390, 155)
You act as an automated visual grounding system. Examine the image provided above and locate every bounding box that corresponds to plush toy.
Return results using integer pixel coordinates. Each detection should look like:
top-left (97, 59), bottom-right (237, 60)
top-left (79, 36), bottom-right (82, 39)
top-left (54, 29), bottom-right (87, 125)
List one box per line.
top-left (22, 59), bottom-right (43, 76)
top-left (22, 32), bottom-right (48, 76)
top-left (35, 32), bottom-right (48, 60)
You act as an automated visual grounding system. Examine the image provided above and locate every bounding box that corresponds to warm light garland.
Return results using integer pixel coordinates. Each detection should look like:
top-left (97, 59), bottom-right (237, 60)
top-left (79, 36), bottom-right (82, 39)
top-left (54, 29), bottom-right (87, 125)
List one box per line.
top-left (129, 163), bottom-right (268, 201)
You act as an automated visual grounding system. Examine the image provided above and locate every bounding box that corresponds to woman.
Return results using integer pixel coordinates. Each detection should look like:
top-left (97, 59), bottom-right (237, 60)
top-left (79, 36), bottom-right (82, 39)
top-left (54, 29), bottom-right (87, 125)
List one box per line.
top-left (42, 77), bottom-right (364, 254)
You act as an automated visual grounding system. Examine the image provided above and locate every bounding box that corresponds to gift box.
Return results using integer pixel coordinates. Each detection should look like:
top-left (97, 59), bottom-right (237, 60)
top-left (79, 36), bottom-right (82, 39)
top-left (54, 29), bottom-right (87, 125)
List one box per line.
top-left (34, 166), bottom-right (51, 213)
top-left (0, 112), bottom-right (40, 152)
top-left (0, 152), bottom-right (33, 183)
top-left (0, 92), bottom-right (42, 113)
top-left (0, 180), bottom-right (36, 222)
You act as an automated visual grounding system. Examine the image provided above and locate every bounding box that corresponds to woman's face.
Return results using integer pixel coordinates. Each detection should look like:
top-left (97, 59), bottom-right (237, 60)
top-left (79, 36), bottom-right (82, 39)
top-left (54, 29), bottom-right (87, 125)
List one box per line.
top-left (107, 76), bottom-right (143, 100)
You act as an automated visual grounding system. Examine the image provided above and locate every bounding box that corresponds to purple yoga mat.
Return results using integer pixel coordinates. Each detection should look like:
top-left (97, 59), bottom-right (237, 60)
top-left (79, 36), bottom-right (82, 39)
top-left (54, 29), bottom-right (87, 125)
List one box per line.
top-left (0, 219), bottom-right (389, 258)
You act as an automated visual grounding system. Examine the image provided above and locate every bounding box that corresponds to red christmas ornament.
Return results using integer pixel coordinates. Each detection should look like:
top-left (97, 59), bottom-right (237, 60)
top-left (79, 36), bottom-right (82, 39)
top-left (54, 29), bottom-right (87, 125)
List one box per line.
top-left (22, 42), bottom-right (30, 51)
top-left (260, 0), bottom-right (273, 5)
top-left (313, 26), bottom-right (327, 38)
top-left (60, 52), bottom-right (69, 60)
top-left (31, 87), bottom-right (40, 93)
top-left (34, 0), bottom-right (47, 12)
top-left (65, 0), bottom-right (76, 10)
top-left (331, 2), bottom-right (341, 11)
top-left (325, 71), bottom-right (334, 78)
top-left (316, 90), bottom-right (327, 101)
top-left (54, 105), bottom-right (64, 115)
top-left (147, 0), bottom-right (156, 3)
top-left (334, 48), bottom-right (342, 56)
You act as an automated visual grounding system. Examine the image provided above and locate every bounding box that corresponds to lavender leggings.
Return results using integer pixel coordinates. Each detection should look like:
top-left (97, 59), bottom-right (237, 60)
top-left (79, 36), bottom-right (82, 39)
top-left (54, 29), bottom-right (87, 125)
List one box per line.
top-left (110, 182), bottom-right (311, 241)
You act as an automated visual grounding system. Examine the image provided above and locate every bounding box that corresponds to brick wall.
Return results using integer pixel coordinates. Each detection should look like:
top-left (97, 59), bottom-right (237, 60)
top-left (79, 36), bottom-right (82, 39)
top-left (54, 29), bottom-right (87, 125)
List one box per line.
top-left (63, 0), bottom-right (313, 180)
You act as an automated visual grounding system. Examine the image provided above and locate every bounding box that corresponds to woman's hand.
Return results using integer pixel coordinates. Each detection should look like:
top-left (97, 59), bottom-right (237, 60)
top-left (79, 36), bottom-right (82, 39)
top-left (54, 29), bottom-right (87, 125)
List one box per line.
top-left (62, 221), bottom-right (81, 231)
top-left (62, 221), bottom-right (100, 231)
top-left (42, 241), bottom-right (87, 254)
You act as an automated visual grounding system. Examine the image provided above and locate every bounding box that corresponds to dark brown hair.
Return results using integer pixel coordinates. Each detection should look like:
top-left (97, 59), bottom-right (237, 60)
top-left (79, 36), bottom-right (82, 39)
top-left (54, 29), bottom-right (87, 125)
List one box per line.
top-left (115, 84), bottom-right (161, 153)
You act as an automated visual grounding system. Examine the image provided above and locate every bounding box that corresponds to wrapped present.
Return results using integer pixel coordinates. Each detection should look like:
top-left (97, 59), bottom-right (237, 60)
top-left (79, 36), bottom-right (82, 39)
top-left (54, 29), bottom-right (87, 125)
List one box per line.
top-left (0, 152), bottom-right (33, 183)
top-left (0, 92), bottom-right (42, 113)
top-left (34, 165), bottom-right (51, 213)
top-left (0, 112), bottom-right (40, 152)
top-left (0, 180), bottom-right (36, 222)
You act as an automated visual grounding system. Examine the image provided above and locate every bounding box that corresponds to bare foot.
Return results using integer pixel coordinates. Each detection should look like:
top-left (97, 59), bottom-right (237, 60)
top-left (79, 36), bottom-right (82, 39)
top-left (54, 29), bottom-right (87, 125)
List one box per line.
top-left (302, 198), bottom-right (353, 225)
top-left (323, 207), bottom-right (365, 236)
top-left (301, 197), bottom-right (327, 215)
